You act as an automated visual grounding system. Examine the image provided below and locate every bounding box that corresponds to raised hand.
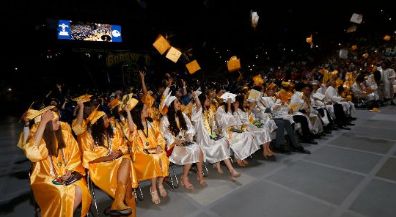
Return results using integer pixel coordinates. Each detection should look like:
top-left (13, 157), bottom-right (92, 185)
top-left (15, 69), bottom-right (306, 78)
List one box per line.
top-left (41, 111), bottom-right (54, 124)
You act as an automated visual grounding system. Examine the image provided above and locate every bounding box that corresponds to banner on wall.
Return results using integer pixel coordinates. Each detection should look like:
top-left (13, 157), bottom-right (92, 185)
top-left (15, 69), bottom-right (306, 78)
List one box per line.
top-left (106, 52), bottom-right (150, 67)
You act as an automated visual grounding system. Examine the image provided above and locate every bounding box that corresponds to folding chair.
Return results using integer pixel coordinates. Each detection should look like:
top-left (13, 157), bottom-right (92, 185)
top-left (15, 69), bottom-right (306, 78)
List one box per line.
top-left (28, 169), bottom-right (41, 217)
top-left (86, 171), bottom-right (100, 217)
top-left (164, 147), bottom-right (179, 189)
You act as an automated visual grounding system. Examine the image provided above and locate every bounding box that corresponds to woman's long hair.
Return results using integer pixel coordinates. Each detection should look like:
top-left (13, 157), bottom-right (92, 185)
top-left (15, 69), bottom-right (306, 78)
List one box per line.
top-left (42, 121), bottom-right (66, 156)
top-left (232, 95), bottom-right (245, 113)
top-left (90, 117), bottom-right (114, 147)
top-left (167, 101), bottom-right (187, 136)
top-left (131, 103), bottom-right (145, 131)
top-left (198, 94), bottom-right (207, 110)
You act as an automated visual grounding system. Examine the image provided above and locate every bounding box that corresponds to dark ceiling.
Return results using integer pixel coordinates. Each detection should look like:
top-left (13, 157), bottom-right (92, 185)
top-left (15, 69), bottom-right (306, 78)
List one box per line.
top-left (1, 0), bottom-right (395, 88)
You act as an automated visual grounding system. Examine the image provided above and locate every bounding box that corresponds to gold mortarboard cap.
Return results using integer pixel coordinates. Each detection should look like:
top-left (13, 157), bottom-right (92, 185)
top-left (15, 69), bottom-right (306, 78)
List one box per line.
top-left (384, 35), bottom-right (391, 41)
top-left (227, 56), bottom-right (241, 72)
top-left (108, 99), bottom-right (121, 110)
top-left (186, 60), bottom-right (201, 74)
top-left (306, 35), bottom-right (313, 44)
top-left (26, 106), bottom-right (56, 122)
top-left (153, 34), bottom-right (171, 55)
top-left (351, 45), bottom-right (358, 51)
top-left (252, 74), bottom-right (264, 86)
top-left (346, 25), bottom-right (357, 33)
top-left (72, 94), bottom-right (93, 103)
top-left (121, 94), bottom-right (139, 111)
top-left (87, 106), bottom-right (106, 125)
top-left (165, 47), bottom-right (182, 63)
top-left (281, 81), bottom-right (290, 87)
top-left (267, 83), bottom-right (277, 90)
top-left (25, 109), bottom-right (40, 121)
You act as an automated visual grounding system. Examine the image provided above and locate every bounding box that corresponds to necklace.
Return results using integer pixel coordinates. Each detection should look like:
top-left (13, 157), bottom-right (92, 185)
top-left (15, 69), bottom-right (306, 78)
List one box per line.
top-left (203, 109), bottom-right (213, 135)
top-left (49, 149), bottom-right (66, 177)
top-left (141, 120), bottom-right (150, 147)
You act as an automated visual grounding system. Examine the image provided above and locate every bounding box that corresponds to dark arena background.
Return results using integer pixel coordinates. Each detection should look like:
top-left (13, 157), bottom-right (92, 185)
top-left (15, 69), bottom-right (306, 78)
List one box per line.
top-left (2, 0), bottom-right (395, 116)
top-left (1, 1), bottom-right (396, 217)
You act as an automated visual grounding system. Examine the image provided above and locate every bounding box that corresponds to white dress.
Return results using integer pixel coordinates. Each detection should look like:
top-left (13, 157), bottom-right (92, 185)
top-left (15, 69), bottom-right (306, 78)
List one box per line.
top-left (261, 96), bottom-right (294, 124)
top-left (310, 95), bottom-right (330, 126)
top-left (290, 91), bottom-right (323, 134)
top-left (191, 106), bottom-right (231, 164)
top-left (160, 113), bottom-right (203, 165)
top-left (383, 68), bottom-right (396, 99)
top-left (252, 101), bottom-right (278, 133)
top-left (233, 109), bottom-right (272, 146)
top-left (325, 86), bottom-right (355, 117)
top-left (215, 106), bottom-right (258, 160)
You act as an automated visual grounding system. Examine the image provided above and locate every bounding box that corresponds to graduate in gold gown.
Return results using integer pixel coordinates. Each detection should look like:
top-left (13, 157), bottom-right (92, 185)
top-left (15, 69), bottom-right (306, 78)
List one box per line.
top-left (124, 100), bottom-right (170, 204)
top-left (73, 101), bottom-right (136, 216)
top-left (23, 107), bottom-right (91, 217)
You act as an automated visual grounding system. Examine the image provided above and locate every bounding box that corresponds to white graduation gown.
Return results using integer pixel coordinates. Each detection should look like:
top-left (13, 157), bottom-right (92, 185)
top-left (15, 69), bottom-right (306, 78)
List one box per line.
top-left (215, 106), bottom-right (257, 160)
top-left (191, 106), bottom-right (230, 164)
top-left (160, 113), bottom-right (203, 165)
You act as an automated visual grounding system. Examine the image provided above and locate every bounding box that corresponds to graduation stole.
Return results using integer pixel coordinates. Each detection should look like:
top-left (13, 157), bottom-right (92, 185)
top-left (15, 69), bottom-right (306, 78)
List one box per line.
top-left (248, 111), bottom-right (255, 124)
top-left (203, 109), bottom-right (214, 135)
top-left (138, 121), bottom-right (152, 150)
top-left (48, 148), bottom-right (67, 177)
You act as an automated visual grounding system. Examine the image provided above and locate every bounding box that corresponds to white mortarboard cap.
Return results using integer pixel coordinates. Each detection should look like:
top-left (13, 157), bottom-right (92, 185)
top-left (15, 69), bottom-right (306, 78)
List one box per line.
top-left (220, 92), bottom-right (237, 103)
top-left (247, 89), bottom-right (262, 102)
top-left (339, 49), bottom-right (348, 59)
top-left (350, 13), bottom-right (363, 24)
top-left (194, 88), bottom-right (202, 97)
top-left (251, 11), bottom-right (259, 29)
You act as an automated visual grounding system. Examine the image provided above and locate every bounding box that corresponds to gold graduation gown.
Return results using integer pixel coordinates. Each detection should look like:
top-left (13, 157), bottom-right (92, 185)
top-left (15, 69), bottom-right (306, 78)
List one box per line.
top-left (125, 120), bottom-right (169, 181)
top-left (24, 122), bottom-right (91, 217)
top-left (141, 92), bottom-right (161, 121)
top-left (73, 119), bottom-right (138, 197)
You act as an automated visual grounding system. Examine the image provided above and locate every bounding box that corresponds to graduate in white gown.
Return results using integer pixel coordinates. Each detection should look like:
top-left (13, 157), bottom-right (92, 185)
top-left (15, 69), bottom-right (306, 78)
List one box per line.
top-left (233, 95), bottom-right (276, 161)
top-left (191, 92), bottom-right (240, 178)
top-left (216, 97), bottom-right (257, 167)
top-left (160, 97), bottom-right (206, 190)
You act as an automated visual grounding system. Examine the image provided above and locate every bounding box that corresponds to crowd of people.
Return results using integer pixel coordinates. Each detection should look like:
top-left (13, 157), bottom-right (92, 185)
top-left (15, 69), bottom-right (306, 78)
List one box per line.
top-left (71, 23), bottom-right (112, 41)
top-left (16, 42), bottom-right (395, 217)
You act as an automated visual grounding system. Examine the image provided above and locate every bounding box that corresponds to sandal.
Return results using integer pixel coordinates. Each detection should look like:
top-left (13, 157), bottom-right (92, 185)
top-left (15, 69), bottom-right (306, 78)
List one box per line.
top-left (150, 189), bottom-right (160, 205)
top-left (236, 159), bottom-right (246, 167)
top-left (180, 176), bottom-right (194, 190)
top-left (214, 163), bottom-right (224, 174)
top-left (230, 169), bottom-right (241, 178)
top-left (158, 184), bottom-right (168, 198)
top-left (197, 174), bottom-right (207, 186)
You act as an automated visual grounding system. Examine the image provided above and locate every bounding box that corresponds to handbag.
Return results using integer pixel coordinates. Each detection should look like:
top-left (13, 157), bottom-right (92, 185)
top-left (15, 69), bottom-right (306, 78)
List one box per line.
top-left (64, 171), bottom-right (83, 186)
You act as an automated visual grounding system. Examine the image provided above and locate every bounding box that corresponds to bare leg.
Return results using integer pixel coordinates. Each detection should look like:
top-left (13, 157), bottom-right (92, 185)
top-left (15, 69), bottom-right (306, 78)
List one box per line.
top-left (125, 175), bottom-right (136, 217)
top-left (223, 158), bottom-right (240, 178)
top-left (150, 178), bottom-right (160, 204)
top-left (263, 142), bottom-right (276, 161)
top-left (196, 151), bottom-right (206, 186)
top-left (111, 158), bottom-right (132, 212)
top-left (157, 177), bottom-right (167, 197)
top-left (117, 158), bottom-right (131, 185)
top-left (73, 186), bottom-right (82, 211)
top-left (181, 164), bottom-right (193, 190)
top-left (214, 162), bottom-right (224, 174)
